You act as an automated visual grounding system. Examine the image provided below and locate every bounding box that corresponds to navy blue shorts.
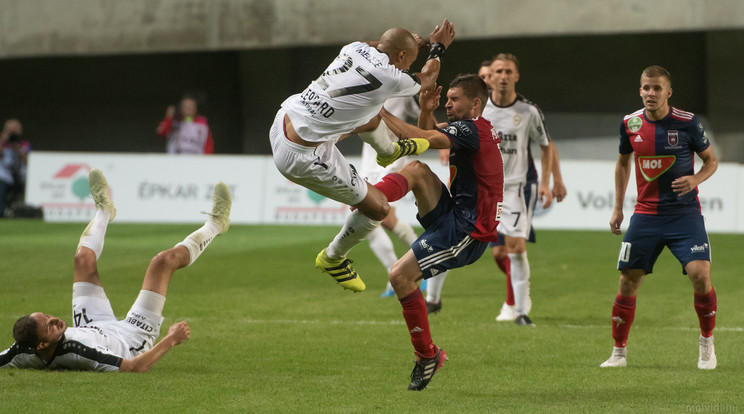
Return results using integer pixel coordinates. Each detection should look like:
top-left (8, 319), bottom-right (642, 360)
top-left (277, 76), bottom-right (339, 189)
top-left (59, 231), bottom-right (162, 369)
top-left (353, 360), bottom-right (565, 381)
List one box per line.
top-left (617, 213), bottom-right (711, 275)
top-left (411, 183), bottom-right (489, 279)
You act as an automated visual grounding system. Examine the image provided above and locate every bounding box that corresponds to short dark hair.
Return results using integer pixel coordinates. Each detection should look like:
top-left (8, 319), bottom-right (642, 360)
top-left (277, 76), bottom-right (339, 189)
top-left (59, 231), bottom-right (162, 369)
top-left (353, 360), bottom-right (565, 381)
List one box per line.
top-left (13, 315), bottom-right (40, 349)
top-left (492, 53), bottom-right (520, 71)
top-left (449, 73), bottom-right (489, 111)
top-left (480, 59), bottom-right (492, 68)
top-left (641, 65), bottom-right (672, 85)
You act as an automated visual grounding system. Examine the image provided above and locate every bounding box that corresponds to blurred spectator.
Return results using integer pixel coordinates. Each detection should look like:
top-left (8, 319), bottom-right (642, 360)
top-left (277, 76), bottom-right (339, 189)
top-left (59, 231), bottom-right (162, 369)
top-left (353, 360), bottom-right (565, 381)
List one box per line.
top-left (0, 119), bottom-right (30, 217)
top-left (156, 95), bottom-right (214, 154)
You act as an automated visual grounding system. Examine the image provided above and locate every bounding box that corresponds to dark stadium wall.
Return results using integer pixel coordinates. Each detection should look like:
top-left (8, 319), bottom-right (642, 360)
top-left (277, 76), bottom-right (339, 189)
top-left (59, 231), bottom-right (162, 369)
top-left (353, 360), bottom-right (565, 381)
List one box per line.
top-left (0, 30), bottom-right (740, 159)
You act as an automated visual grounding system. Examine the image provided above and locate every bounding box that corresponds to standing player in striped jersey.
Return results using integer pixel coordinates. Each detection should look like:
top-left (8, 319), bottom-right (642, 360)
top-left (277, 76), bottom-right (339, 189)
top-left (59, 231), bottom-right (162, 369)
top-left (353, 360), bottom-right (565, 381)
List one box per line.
top-left (601, 66), bottom-right (719, 369)
top-left (374, 74), bottom-right (503, 390)
top-left (270, 20), bottom-right (455, 292)
top-left (1, 169), bottom-right (232, 372)
top-left (426, 54), bottom-right (566, 324)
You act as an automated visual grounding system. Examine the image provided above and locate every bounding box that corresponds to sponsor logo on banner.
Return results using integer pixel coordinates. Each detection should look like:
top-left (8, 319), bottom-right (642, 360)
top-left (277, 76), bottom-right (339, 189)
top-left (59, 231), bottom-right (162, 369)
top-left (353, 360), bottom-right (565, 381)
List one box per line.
top-left (37, 163), bottom-right (96, 220)
top-left (272, 181), bottom-right (348, 224)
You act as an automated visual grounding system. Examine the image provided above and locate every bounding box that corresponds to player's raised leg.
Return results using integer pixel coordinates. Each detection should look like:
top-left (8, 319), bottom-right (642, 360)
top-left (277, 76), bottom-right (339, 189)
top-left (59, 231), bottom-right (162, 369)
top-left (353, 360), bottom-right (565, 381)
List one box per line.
top-left (318, 174), bottom-right (406, 292)
top-left (145, 182), bottom-right (232, 297)
top-left (74, 169), bottom-right (117, 286)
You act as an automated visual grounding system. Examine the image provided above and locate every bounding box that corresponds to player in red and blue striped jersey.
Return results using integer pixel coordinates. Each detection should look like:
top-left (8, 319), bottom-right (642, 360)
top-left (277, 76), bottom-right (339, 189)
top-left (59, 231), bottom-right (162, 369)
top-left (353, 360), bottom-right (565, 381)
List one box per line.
top-left (601, 66), bottom-right (719, 370)
top-left (375, 74), bottom-right (503, 390)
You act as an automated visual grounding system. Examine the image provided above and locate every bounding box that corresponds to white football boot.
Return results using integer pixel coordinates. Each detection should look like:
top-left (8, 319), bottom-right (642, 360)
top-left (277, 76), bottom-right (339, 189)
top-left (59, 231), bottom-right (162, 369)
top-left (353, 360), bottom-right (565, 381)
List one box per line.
top-left (698, 335), bottom-right (717, 370)
top-left (600, 347), bottom-right (627, 368)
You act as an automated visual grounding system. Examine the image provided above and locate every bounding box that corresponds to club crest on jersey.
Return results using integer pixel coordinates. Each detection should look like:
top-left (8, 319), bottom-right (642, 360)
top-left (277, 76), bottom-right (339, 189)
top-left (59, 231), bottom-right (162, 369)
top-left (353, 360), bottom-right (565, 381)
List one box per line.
top-left (667, 130), bottom-right (679, 146)
top-left (512, 114), bottom-right (521, 126)
top-left (638, 155), bottom-right (676, 182)
top-left (628, 116), bottom-right (642, 132)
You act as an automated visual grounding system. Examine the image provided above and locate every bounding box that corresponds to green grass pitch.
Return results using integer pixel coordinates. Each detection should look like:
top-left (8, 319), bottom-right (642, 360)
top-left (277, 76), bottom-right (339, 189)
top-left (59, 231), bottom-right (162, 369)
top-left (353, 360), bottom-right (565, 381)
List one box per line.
top-left (1, 221), bottom-right (742, 413)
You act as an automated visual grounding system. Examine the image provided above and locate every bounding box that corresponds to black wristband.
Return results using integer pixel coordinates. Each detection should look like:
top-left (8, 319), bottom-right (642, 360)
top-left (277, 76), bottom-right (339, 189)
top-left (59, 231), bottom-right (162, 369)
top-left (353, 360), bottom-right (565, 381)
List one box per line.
top-left (427, 42), bottom-right (445, 61)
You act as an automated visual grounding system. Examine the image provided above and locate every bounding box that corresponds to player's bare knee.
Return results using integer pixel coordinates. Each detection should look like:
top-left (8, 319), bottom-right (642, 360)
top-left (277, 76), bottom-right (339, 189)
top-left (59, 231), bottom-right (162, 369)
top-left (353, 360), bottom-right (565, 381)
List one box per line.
top-left (359, 198), bottom-right (389, 221)
top-left (149, 249), bottom-right (183, 272)
top-left (406, 160), bottom-right (431, 182)
top-left (73, 248), bottom-right (97, 273)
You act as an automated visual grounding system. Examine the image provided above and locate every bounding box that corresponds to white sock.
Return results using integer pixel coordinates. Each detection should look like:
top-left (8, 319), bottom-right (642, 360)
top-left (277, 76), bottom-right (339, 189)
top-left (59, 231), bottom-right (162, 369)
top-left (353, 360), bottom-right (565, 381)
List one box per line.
top-left (425, 271), bottom-right (448, 303)
top-left (78, 210), bottom-right (111, 260)
top-left (326, 210), bottom-right (381, 259)
top-left (134, 290), bottom-right (167, 316)
top-left (367, 226), bottom-right (398, 270)
top-left (391, 220), bottom-right (418, 246)
top-left (176, 221), bottom-right (221, 266)
top-left (509, 252), bottom-right (531, 315)
top-left (358, 121), bottom-right (397, 156)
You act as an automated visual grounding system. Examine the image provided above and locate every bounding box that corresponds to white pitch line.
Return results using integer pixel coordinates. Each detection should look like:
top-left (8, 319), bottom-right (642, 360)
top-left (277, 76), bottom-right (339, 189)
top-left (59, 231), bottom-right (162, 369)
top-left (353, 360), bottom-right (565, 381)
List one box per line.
top-left (234, 318), bottom-right (743, 332)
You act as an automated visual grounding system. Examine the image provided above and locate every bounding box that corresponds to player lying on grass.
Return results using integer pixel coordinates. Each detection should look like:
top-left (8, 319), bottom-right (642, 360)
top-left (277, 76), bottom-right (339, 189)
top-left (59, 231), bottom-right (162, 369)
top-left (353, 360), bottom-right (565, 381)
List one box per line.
top-left (0, 169), bottom-right (232, 372)
top-left (374, 74), bottom-right (503, 390)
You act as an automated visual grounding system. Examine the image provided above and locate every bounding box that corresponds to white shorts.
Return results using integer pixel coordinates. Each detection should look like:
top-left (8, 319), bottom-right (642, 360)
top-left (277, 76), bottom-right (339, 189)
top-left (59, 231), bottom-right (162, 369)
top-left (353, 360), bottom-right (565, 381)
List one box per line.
top-left (497, 181), bottom-right (538, 239)
top-left (270, 109), bottom-right (368, 206)
top-left (71, 282), bottom-right (164, 356)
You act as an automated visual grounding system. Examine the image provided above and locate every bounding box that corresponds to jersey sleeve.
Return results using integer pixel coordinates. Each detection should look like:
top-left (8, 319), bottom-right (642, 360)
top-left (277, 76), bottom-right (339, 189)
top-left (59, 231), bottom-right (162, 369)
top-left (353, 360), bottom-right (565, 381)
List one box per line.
top-left (689, 116), bottom-right (711, 153)
top-left (528, 105), bottom-right (550, 146)
top-left (438, 120), bottom-right (480, 151)
top-left (387, 72), bottom-right (421, 99)
top-left (0, 343), bottom-right (45, 369)
top-left (56, 340), bottom-right (123, 372)
top-left (619, 120), bottom-right (633, 154)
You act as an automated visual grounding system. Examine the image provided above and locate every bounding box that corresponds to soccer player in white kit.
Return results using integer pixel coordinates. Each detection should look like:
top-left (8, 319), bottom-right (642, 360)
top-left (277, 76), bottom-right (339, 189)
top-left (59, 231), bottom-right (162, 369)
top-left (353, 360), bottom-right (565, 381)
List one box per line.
top-left (1, 170), bottom-right (231, 372)
top-left (485, 54), bottom-right (557, 326)
top-left (270, 20), bottom-right (455, 292)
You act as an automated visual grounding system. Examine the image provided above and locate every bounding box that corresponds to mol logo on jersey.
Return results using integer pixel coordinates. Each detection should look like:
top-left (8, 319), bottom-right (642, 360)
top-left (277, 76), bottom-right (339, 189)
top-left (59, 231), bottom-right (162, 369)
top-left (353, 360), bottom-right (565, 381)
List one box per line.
top-left (638, 155), bottom-right (676, 182)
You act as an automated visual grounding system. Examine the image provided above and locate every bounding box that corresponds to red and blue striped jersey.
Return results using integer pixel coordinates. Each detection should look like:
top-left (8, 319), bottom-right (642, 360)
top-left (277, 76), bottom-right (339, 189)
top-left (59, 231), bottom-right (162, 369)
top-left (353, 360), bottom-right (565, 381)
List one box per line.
top-left (619, 107), bottom-right (710, 215)
top-left (439, 116), bottom-right (504, 242)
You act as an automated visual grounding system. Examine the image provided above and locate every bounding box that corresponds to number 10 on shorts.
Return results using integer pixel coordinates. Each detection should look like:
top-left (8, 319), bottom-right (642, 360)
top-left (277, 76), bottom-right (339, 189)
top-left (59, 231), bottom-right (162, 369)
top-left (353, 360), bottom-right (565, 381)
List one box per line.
top-left (618, 242), bottom-right (631, 263)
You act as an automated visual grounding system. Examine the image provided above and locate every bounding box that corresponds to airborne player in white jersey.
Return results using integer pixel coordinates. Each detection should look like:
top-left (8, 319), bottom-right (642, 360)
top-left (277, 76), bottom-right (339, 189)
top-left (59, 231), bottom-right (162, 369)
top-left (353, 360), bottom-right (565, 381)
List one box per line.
top-left (270, 20), bottom-right (455, 292)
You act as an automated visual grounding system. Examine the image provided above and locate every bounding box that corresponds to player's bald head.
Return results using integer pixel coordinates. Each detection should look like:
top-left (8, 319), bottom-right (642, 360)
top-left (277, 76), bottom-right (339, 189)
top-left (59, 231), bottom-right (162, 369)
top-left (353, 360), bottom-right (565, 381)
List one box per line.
top-left (378, 28), bottom-right (417, 56)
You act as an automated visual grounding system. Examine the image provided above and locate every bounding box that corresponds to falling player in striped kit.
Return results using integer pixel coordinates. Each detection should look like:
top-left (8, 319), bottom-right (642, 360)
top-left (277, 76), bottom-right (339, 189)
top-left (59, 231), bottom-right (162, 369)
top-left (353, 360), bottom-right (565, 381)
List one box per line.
top-left (1, 169), bottom-right (232, 372)
top-left (374, 74), bottom-right (503, 390)
top-left (600, 65), bottom-right (719, 369)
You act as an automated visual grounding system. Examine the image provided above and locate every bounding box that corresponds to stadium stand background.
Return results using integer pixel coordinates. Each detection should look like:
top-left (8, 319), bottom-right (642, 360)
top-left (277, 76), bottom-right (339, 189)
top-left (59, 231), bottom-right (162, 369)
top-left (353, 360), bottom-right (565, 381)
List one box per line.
top-left (1, 0), bottom-right (742, 161)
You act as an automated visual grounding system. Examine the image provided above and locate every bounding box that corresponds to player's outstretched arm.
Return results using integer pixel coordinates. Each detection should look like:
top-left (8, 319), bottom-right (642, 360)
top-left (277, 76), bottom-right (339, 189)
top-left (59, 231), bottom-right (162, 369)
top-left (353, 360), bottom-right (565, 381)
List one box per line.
top-left (610, 153), bottom-right (633, 235)
top-left (119, 321), bottom-right (190, 373)
top-left (381, 109), bottom-right (449, 149)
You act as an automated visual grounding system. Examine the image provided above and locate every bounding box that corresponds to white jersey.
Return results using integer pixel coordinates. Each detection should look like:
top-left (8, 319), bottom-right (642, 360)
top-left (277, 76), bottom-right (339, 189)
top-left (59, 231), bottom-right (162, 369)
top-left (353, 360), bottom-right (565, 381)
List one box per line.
top-left (0, 326), bottom-right (131, 372)
top-left (482, 94), bottom-right (550, 185)
top-left (1, 283), bottom-right (163, 372)
top-left (282, 42), bottom-right (422, 144)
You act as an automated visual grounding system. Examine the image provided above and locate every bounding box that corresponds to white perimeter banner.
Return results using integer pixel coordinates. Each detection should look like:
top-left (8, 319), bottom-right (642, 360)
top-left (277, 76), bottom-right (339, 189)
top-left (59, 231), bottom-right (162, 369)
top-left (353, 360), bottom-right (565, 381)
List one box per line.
top-left (26, 152), bottom-right (744, 233)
